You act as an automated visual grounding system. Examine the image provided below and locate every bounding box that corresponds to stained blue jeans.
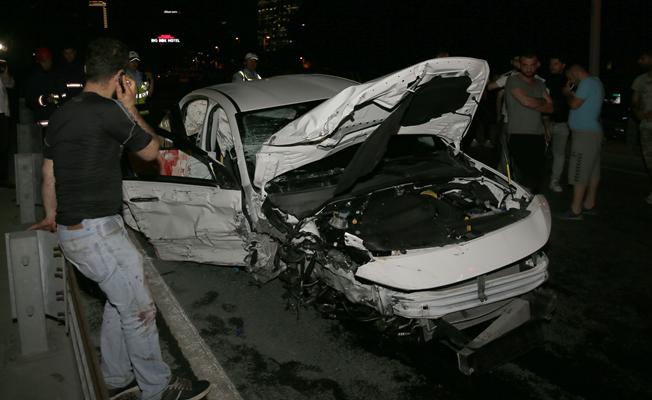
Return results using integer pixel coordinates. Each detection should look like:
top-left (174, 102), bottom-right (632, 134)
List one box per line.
top-left (58, 215), bottom-right (170, 399)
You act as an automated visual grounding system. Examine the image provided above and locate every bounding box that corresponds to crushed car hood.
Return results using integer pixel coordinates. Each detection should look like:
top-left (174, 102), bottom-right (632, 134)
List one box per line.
top-left (254, 57), bottom-right (489, 192)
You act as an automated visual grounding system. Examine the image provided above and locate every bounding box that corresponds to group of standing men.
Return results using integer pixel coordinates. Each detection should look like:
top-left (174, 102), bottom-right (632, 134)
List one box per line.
top-left (24, 46), bottom-right (154, 126)
top-left (490, 52), bottom-right (605, 220)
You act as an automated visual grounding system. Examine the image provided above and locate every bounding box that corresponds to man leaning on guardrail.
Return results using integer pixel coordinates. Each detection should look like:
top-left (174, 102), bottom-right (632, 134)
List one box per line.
top-left (29, 37), bottom-right (211, 400)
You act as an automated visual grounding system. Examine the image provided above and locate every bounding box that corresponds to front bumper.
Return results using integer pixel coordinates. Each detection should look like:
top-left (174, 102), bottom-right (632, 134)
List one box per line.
top-left (377, 252), bottom-right (548, 320)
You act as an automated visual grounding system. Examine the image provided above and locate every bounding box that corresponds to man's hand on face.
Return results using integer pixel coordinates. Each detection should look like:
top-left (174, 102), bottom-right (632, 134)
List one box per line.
top-left (116, 72), bottom-right (137, 108)
top-left (562, 79), bottom-right (576, 96)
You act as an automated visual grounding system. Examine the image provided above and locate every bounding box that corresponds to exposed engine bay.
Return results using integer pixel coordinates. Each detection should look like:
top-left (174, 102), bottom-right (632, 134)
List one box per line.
top-left (318, 180), bottom-right (530, 255)
top-left (260, 141), bottom-right (544, 355)
top-left (264, 136), bottom-right (531, 263)
top-left (261, 135), bottom-right (536, 315)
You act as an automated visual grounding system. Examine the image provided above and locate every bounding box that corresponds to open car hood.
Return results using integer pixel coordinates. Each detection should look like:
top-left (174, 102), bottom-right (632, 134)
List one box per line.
top-left (254, 57), bottom-right (489, 192)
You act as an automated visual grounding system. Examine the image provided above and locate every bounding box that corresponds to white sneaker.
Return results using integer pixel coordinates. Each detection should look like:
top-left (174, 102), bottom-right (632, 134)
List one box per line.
top-left (549, 180), bottom-right (562, 193)
top-left (646, 193), bottom-right (652, 205)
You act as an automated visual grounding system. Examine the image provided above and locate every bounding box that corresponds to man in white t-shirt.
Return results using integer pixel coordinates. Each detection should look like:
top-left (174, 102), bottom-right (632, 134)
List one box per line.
top-left (632, 50), bottom-right (652, 204)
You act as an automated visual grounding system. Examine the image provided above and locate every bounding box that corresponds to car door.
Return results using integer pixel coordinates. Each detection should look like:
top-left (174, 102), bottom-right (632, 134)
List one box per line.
top-left (122, 118), bottom-right (250, 267)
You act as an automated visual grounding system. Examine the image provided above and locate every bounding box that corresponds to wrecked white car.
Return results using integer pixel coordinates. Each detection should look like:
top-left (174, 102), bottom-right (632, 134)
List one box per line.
top-left (122, 58), bottom-right (554, 374)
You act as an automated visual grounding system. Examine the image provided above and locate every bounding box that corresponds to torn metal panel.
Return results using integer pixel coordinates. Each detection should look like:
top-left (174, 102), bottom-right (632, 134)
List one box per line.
top-left (212, 107), bottom-right (234, 158)
top-left (123, 181), bottom-right (249, 265)
top-left (150, 238), bottom-right (248, 266)
top-left (313, 262), bottom-right (380, 310)
top-left (244, 233), bottom-right (282, 281)
top-left (254, 58), bottom-right (489, 190)
top-left (309, 248), bottom-right (547, 320)
top-left (184, 99), bottom-right (208, 136)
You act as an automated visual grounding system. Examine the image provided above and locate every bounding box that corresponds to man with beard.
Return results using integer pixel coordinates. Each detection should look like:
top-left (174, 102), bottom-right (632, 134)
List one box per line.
top-left (30, 37), bottom-right (212, 400)
top-left (559, 64), bottom-right (604, 219)
top-left (505, 53), bottom-right (553, 193)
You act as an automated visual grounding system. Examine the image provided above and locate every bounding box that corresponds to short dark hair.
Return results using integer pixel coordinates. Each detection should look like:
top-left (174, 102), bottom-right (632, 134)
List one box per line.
top-left (519, 52), bottom-right (538, 61)
top-left (549, 54), bottom-right (567, 65)
top-left (85, 37), bottom-right (128, 82)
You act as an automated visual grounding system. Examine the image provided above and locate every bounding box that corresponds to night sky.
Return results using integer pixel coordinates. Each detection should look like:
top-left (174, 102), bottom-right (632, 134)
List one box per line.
top-left (1, 0), bottom-right (650, 85)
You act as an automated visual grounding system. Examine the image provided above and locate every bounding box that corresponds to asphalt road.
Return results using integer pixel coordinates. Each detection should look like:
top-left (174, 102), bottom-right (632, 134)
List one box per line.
top-left (137, 141), bottom-right (652, 400)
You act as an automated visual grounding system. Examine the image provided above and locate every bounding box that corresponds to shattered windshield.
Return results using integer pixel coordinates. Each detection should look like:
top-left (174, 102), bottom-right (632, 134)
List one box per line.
top-left (237, 100), bottom-right (323, 165)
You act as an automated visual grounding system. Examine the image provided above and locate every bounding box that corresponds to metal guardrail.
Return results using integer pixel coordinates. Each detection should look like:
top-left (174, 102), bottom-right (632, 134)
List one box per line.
top-left (66, 257), bottom-right (109, 400)
top-left (5, 230), bottom-right (108, 399)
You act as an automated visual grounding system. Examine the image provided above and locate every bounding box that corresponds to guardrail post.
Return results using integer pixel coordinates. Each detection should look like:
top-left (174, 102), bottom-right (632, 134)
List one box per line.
top-left (16, 123), bottom-right (43, 154)
top-left (5, 231), bottom-right (49, 355)
top-left (14, 153), bottom-right (42, 223)
top-left (18, 97), bottom-right (35, 124)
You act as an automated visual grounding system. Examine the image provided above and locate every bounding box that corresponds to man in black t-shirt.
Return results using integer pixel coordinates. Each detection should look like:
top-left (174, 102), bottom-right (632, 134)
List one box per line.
top-left (546, 55), bottom-right (571, 193)
top-left (30, 38), bottom-right (211, 400)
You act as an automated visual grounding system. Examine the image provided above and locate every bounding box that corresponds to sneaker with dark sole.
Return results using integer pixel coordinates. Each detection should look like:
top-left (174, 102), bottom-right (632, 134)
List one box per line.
top-left (161, 376), bottom-right (211, 400)
top-left (108, 379), bottom-right (139, 400)
top-left (556, 209), bottom-right (583, 220)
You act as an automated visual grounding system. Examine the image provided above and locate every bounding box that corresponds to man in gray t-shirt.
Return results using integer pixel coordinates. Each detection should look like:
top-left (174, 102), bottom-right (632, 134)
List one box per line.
top-left (505, 54), bottom-right (553, 193)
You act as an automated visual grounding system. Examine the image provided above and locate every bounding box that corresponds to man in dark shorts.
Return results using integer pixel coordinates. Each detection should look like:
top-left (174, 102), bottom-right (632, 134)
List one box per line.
top-left (30, 37), bottom-right (211, 400)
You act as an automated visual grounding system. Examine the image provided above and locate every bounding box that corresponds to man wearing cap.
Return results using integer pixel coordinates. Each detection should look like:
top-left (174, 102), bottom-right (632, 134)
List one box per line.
top-left (232, 52), bottom-right (262, 82)
top-left (26, 47), bottom-right (59, 124)
top-left (125, 50), bottom-right (154, 116)
top-left (56, 44), bottom-right (85, 103)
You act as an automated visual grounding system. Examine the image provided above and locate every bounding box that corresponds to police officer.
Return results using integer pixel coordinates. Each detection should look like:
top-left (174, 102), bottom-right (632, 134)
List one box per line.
top-left (26, 47), bottom-right (59, 126)
top-left (232, 52), bottom-right (262, 82)
top-left (125, 51), bottom-right (154, 116)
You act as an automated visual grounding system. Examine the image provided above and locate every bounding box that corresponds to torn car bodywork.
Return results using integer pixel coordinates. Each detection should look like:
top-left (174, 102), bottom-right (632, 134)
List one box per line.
top-left (123, 58), bottom-right (554, 372)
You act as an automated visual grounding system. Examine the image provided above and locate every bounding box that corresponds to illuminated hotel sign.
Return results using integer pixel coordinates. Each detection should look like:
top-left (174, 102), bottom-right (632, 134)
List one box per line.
top-left (151, 34), bottom-right (181, 44)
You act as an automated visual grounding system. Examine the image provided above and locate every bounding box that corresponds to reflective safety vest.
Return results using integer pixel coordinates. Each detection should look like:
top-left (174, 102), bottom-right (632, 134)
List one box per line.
top-left (135, 81), bottom-right (150, 105)
top-left (238, 70), bottom-right (261, 81)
